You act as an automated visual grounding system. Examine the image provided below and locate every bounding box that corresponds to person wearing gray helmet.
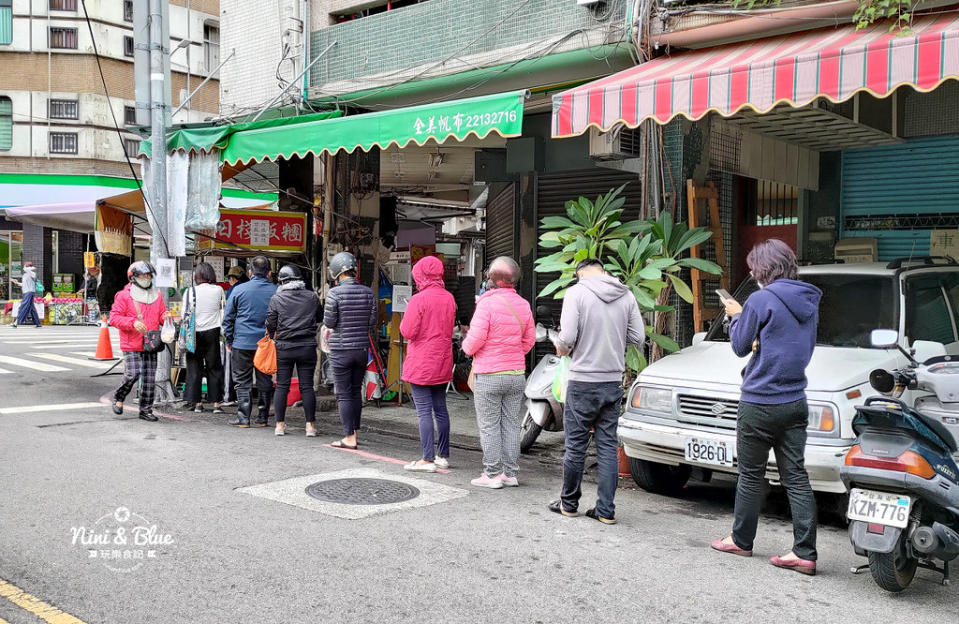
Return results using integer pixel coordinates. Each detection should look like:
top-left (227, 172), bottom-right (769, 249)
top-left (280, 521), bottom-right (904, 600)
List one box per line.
top-left (323, 251), bottom-right (377, 449)
top-left (266, 264), bottom-right (323, 437)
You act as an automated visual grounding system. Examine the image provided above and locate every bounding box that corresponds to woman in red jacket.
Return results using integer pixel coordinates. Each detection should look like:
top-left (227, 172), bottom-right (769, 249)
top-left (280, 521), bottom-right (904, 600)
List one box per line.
top-left (109, 261), bottom-right (169, 422)
top-left (400, 255), bottom-right (456, 472)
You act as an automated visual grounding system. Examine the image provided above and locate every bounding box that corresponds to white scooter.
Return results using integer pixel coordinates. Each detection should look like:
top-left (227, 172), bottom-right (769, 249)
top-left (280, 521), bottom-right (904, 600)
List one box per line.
top-left (520, 306), bottom-right (564, 453)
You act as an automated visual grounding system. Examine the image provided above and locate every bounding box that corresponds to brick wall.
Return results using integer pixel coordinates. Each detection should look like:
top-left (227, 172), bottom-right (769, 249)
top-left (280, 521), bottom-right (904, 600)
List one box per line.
top-left (171, 0), bottom-right (220, 16)
top-left (0, 157), bottom-right (135, 177)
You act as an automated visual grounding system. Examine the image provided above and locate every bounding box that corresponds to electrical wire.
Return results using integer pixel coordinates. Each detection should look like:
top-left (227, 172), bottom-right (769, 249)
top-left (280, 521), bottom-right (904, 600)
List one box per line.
top-left (79, 0), bottom-right (170, 256)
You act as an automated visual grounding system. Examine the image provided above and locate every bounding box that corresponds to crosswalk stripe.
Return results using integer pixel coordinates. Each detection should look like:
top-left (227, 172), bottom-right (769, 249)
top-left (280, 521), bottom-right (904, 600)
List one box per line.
top-left (71, 352), bottom-right (97, 358)
top-left (30, 342), bottom-right (101, 349)
top-left (0, 368), bottom-right (12, 374)
top-left (0, 339), bottom-right (97, 345)
top-left (0, 402), bottom-right (105, 415)
top-left (0, 355), bottom-right (70, 372)
top-left (27, 353), bottom-right (112, 369)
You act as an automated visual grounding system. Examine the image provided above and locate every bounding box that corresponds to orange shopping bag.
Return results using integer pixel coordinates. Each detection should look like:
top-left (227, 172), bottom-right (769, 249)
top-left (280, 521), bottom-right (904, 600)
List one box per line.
top-left (253, 334), bottom-right (277, 375)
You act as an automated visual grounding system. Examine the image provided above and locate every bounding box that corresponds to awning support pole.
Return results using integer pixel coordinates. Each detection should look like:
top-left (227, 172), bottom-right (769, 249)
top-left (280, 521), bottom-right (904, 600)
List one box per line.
top-left (252, 41), bottom-right (337, 122)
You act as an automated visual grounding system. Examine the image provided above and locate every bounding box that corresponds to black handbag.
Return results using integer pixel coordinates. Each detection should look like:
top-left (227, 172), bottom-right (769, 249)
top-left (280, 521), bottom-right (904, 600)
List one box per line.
top-left (134, 300), bottom-right (165, 354)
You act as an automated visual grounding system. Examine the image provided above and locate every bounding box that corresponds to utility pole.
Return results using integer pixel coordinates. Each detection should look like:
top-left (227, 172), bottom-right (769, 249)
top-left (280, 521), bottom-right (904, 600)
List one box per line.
top-left (148, 0), bottom-right (169, 263)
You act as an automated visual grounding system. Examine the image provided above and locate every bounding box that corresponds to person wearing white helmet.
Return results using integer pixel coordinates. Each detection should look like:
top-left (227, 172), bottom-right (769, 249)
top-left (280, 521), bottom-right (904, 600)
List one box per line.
top-left (108, 261), bottom-right (170, 422)
top-left (323, 251), bottom-right (377, 449)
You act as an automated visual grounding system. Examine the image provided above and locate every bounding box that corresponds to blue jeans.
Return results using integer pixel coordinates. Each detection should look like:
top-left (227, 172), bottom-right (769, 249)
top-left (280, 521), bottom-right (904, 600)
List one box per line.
top-left (410, 383), bottom-right (450, 461)
top-left (16, 290), bottom-right (42, 326)
top-left (561, 380), bottom-right (623, 519)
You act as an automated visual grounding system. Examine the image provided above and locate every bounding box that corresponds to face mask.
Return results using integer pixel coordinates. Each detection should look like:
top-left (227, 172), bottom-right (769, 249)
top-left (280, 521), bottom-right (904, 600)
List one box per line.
top-left (135, 277), bottom-right (152, 289)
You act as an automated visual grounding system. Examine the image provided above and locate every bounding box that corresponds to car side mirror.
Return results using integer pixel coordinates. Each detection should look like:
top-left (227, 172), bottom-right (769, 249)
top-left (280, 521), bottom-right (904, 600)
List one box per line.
top-left (691, 332), bottom-right (706, 346)
top-left (870, 329), bottom-right (899, 348)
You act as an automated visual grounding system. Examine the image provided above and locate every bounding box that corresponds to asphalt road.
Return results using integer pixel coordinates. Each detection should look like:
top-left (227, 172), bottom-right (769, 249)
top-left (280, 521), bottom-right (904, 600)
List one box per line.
top-left (0, 326), bottom-right (956, 623)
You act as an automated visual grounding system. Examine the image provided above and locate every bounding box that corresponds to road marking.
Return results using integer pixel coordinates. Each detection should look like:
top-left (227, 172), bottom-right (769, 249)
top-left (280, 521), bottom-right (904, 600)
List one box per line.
top-left (323, 444), bottom-right (451, 474)
top-left (0, 340), bottom-right (97, 345)
top-left (0, 356), bottom-right (69, 372)
top-left (27, 353), bottom-right (111, 369)
top-left (31, 342), bottom-right (100, 349)
top-left (0, 368), bottom-right (11, 374)
top-left (0, 402), bottom-right (105, 415)
top-left (0, 578), bottom-right (88, 624)
top-left (70, 352), bottom-right (97, 358)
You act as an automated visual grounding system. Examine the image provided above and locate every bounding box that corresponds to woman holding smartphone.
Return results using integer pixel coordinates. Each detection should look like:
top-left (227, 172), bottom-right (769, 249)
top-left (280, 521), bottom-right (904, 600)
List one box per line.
top-left (710, 239), bottom-right (822, 576)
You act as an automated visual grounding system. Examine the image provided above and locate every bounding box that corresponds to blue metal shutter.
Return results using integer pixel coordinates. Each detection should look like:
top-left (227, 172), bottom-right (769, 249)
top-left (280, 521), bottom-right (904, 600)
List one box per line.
top-left (0, 97), bottom-right (12, 150)
top-left (0, 0), bottom-right (11, 46)
top-left (841, 136), bottom-right (959, 262)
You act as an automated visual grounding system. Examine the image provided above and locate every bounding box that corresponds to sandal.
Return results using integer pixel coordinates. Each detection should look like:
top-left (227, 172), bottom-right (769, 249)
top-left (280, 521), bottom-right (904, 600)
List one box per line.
top-left (330, 439), bottom-right (358, 450)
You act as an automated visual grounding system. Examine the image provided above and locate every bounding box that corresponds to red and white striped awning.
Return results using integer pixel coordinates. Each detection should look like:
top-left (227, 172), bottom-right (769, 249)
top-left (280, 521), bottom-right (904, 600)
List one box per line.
top-left (552, 12), bottom-right (959, 138)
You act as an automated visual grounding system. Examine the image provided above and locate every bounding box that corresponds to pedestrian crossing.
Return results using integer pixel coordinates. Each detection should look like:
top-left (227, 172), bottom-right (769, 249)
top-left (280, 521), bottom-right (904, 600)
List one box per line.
top-left (0, 327), bottom-right (121, 374)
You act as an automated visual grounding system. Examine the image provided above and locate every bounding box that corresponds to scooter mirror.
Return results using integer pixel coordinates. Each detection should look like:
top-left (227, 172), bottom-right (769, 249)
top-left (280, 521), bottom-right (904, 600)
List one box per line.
top-left (535, 305), bottom-right (552, 319)
top-left (869, 368), bottom-right (897, 394)
top-left (870, 329), bottom-right (899, 348)
top-left (535, 323), bottom-right (548, 342)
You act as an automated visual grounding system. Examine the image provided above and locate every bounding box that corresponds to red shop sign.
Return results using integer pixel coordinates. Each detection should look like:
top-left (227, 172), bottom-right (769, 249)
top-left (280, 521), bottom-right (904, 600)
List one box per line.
top-left (197, 209), bottom-right (307, 252)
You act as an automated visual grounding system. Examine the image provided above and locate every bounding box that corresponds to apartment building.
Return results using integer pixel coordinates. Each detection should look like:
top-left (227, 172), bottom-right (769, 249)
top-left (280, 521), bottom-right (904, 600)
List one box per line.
top-left (0, 0), bottom-right (220, 301)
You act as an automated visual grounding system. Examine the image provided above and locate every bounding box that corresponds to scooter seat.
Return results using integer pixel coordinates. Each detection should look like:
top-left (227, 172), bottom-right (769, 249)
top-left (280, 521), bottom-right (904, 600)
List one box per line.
top-left (916, 412), bottom-right (959, 453)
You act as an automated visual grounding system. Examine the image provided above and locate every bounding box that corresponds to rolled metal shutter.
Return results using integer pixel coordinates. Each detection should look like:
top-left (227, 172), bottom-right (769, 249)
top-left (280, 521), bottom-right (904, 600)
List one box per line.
top-left (841, 136), bottom-right (959, 262)
top-left (485, 183), bottom-right (515, 265)
top-left (534, 170), bottom-right (643, 359)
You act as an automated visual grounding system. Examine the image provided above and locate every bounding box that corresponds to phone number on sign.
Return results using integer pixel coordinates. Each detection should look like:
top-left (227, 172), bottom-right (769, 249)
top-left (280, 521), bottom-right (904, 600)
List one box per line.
top-left (465, 110), bottom-right (518, 128)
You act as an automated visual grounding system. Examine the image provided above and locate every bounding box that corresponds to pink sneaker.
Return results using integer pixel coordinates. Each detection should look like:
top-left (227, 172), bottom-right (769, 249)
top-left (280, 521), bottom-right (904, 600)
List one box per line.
top-left (498, 474), bottom-right (519, 487)
top-left (470, 474), bottom-right (504, 489)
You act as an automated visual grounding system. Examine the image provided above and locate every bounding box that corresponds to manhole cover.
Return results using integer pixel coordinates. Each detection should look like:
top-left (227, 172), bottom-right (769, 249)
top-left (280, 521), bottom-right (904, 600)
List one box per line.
top-left (304, 478), bottom-right (420, 505)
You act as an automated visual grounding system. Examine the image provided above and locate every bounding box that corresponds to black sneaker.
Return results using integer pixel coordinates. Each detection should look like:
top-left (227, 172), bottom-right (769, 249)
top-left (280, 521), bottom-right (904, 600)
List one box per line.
top-left (111, 401), bottom-right (123, 415)
top-left (547, 500), bottom-right (578, 518)
top-left (138, 411), bottom-right (159, 422)
top-left (193, 404), bottom-right (205, 413)
top-left (585, 507), bottom-right (617, 525)
top-left (212, 406), bottom-right (224, 414)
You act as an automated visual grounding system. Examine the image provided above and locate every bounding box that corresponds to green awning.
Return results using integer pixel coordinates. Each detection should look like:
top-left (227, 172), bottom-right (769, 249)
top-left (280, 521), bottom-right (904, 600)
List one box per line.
top-left (140, 109), bottom-right (344, 157)
top-left (221, 90), bottom-right (527, 166)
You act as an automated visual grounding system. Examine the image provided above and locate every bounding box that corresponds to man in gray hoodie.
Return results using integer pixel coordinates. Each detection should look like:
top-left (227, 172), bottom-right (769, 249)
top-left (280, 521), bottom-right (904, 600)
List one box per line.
top-left (548, 258), bottom-right (644, 524)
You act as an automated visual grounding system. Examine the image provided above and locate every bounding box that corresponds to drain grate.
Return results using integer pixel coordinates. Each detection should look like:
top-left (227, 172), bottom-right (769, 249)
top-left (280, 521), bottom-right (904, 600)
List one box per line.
top-left (304, 478), bottom-right (420, 505)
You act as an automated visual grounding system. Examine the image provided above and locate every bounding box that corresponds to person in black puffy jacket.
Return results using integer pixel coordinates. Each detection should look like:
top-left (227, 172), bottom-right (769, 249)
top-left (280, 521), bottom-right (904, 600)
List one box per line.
top-left (266, 264), bottom-right (323, 437)
top-left (323, 252), bottom-right (377, 449)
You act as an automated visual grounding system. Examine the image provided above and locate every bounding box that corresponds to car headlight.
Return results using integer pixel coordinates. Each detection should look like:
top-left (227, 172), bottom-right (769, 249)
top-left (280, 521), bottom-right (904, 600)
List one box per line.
top-left (630, 386), bottom-right (672, 413)
top-left (807, 403), bottom-right (838, 437)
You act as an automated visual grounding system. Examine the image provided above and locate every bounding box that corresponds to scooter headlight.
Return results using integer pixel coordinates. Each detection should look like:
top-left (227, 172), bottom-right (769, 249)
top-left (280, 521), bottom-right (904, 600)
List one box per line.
top-left (630, 386), bottom-right (672, 413)
top-left (807, 403), bottom-right (838, 437)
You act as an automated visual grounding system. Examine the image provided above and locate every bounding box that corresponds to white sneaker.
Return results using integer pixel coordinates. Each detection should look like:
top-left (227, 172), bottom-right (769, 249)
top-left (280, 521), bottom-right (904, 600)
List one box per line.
top-left (434, 457), bottom-right (450, 469)
top-left (404, 461), bottom-right (437, 473)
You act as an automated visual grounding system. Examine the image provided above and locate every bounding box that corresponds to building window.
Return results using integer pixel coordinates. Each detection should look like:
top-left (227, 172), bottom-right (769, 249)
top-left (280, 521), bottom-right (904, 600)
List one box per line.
top-left (48, 99), bottom-right (79, 120)
top-left (0, 0), bottom-right (12, 46)
top-left (123, 36), bottom-right (134, 57)
top-left (49, 27), bottom-right (78, 49)
top-left (743, 179), bottom-right (799, 226)
top-left (0, 97), bottom-right (12, 151)
top-left (124, 105), bottom-right (136, 126)
top-left (123, 138), bottom-right (140, 158)
top-left (49, 132), bottom-right (78, 154)
top-left (123, 0), bottom-right (133, 23)
top-left (203, 22), bottom-right (219, 75)
top-left (49, 0), bottom-right (77, 10)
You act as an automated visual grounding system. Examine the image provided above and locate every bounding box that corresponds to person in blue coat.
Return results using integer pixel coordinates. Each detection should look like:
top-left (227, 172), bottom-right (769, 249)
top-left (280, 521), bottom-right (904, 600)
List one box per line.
top-left (223, 255), bottom-right (277, 428)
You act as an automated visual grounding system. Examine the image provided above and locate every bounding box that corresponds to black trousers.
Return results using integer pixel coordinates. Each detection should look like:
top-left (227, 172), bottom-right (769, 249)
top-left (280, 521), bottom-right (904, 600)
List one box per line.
top-left (274, 344), bottom-right (317, 423)
top-left (231, 348), bottom-right (274, 412)
top-left (184, 328), bottom-right (223, 404)
top-left (732, 399), bottom-right (818, 561)
top-left (329, 348), bottom-right (367, 436)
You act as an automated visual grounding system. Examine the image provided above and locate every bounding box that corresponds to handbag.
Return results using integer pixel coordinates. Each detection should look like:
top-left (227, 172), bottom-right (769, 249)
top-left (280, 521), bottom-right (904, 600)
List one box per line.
top-left (178, 286), bottom-right (197, 354)
top-left (254, 334), bottom-right (278, 375)
top-left (133, 300), bottom-right (165, 353)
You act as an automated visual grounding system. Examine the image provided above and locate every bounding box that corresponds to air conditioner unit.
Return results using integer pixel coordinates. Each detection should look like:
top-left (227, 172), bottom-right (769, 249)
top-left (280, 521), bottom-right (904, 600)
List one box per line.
top-left (834, 237), bottom-right (878, 264)
top-left (588, 127), bottom-right (641, 161)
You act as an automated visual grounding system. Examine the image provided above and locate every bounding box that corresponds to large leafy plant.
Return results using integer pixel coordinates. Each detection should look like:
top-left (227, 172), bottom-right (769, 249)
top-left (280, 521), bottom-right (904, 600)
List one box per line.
top-left (535, 186), bottom-right (722, 374)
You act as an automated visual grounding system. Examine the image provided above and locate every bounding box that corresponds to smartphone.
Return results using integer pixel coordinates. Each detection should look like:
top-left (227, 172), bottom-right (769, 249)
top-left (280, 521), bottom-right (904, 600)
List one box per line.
top-left (715, 288), bottom-right (733, 302)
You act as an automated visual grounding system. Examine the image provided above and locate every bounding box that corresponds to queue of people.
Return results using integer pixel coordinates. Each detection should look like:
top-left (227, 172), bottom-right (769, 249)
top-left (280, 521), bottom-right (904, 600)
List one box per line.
top-left (103, 241), bottom-right (820, 575)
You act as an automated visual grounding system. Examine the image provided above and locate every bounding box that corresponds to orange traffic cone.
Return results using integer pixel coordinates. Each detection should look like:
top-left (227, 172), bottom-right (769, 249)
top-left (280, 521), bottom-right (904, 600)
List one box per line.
top-left (90, 321), bottom-right (117, 361)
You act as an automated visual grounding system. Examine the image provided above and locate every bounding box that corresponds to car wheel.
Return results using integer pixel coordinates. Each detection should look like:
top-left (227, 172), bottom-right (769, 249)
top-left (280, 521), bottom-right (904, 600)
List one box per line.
top-left (628, 457), bottom-right (691, 496)
top-left (520, 409), bottom-right (543, 454)
top-left (868, 535), bottom-right (918, 593)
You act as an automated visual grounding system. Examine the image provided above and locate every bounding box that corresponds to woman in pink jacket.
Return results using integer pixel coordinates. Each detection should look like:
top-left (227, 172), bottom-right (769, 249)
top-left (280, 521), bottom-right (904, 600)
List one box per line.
top-left (109, 261), bottom-right (169, 422)
top-left (401, 256), bottom-right (457, 472)
top-left (462, 256), bottom-right (535, 488)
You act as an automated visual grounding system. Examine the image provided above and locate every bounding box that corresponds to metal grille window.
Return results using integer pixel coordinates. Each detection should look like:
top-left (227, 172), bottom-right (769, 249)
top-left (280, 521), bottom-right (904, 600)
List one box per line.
top-left (123, 138), bottom-right (140, 158)
top-left (49, 0), bottom-right (77, 10)
top-left (0, 0), bottom-right (11, 45)
top-left (744, 179), bottom-right (799, 226)
top-left (49, 132), bottom-right (78, 154)
top-left (123, 0), bottom-right (133, 22)
top-left (49, 27), bottom-right (78, 49)
top-left (48, 99), bottom-right (78, 120)
top-left (0, 97), bottom-right (11, 150)
top-left (123, 36), bottom-right (134, 57)
top-left (203, 23), bottom-right (219, 75)
top-left (124, 105), bottom-right (136, 126)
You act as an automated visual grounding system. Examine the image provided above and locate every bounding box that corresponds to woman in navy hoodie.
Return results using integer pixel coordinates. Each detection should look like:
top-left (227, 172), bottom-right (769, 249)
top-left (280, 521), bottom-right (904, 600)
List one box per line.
top-left (710, 239), bottom-right (822, 576)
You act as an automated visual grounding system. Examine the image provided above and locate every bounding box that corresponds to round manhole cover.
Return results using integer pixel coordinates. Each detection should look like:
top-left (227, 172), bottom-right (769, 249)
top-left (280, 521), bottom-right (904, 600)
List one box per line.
top-left (305, 478), bottom-right (420, 505)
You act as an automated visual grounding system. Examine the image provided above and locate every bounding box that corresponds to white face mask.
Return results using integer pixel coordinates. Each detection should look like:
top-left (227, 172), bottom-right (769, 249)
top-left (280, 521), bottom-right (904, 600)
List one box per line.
top-left (135, 277), bottom-right (153, 289)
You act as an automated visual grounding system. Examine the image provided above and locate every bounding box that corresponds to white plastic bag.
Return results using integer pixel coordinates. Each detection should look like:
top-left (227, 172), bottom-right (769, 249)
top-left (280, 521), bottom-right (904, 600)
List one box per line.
top-left (160, 317), bottom-right (177, 344)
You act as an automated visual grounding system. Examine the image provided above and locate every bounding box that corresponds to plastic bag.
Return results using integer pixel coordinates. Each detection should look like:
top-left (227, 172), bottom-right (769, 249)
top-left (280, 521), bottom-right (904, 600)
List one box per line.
top-left (254, 334), bottom-right (278, 375)
top-left (160, 317), bottom-right (177, 344)
top-left (319, 324), bottom-right (333, 354)
top-left (551, 356), bottom-right (571, 404)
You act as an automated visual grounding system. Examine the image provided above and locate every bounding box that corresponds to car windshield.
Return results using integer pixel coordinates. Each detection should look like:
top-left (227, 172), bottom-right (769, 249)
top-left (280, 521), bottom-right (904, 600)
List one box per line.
top-left (706, 273), bottom-right (897, 348)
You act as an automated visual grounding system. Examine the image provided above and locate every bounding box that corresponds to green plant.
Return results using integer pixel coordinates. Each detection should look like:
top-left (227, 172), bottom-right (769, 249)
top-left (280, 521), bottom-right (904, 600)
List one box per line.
top-left (535, 187), bottom-right (722, 374)
top-left (729, 0), bottom-right (918, 31)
